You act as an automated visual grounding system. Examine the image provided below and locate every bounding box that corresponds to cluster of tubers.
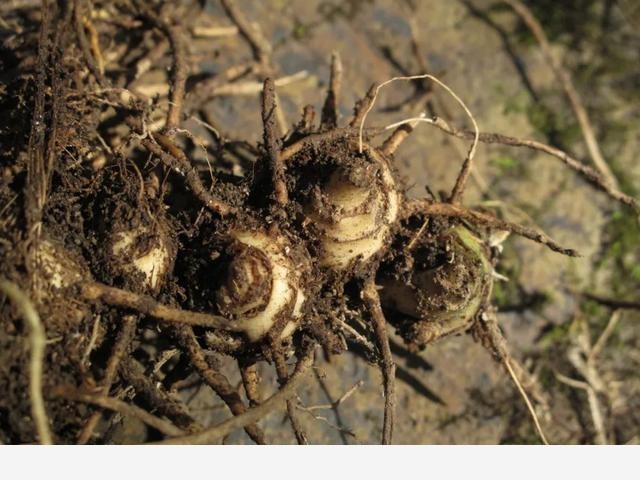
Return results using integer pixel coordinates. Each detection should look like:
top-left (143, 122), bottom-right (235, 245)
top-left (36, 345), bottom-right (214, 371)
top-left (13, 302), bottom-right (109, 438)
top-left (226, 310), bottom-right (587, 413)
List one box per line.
top-left (2, 0), bottom-right (604, 444)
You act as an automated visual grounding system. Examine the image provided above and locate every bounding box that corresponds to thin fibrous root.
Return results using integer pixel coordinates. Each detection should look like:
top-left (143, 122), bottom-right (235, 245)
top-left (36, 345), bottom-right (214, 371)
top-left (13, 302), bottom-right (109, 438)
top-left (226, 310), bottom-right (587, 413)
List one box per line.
top-left (239, 361), bottom-right (262, 406)
top-left (175, 326), bottom-right (266, 444)
top-left (220, 0), bottom-right (272, 66)
top-left (280, 126), bottom-right (385, 162)
top-left (52, 386), bottom-right (184, 438)
top-left (77, 315), bottom-right (138, 444)
top-left (0, 278), bottom-right (53, 445)
top-left (134, 3), bottom-right (188, 132)
top-left (581, 292), bottom-right (640, 311)
top-left (362, 279), bottom-right (396, 445)
top-left (145, 13), bottom-right (188, 132)
top-left (274, 348), bottom-right (308, 445)
top-left (80, 281), bottom-right (242, 331)
top-left (152, 345), bottom-right (315, 445)
top-left (120, 358), bottom-right (201, 432)
top-left (321, 51), bottom-right (343, 128)
top-left (350, 83), bottom-right (377, 129)
top-left (74, 0), bottom-right (106, 86)
top-left (261, 78), bottom-right (288, 206)
top-left (381, 112), bottom-right (426, 157)
top-left (164, 24), bottom-right (188, 132)
top-left (504, 0), bottom-right (619, 191)
top-left (355, 74), bottom-right (479, 204)
top-left (140, 133), bottom-right (236, 216)
top-left (204, 71), bottom-right (308, 97)
top-left (388, 115), bottom-right (638, 211)
top-left (405, 200), bottom-right (579, 257)
top-left (473, 310), bottom-right (550, 445)
top-left (504, 358), bottom-right (550, 445)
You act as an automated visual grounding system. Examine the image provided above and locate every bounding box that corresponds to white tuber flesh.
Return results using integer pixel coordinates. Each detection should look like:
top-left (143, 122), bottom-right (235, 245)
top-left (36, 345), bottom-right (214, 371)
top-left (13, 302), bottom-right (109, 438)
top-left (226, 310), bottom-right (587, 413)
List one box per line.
top-left (38, 240), bottom-right (87, 289)
top-left (111, 226), bottom-right (172, 291)
top-left (309, 147), bottom-right (399, 269)
top-left (216, 231), bottom-right (305, 342)
top-left (35, 240), bottom-right (90, 324)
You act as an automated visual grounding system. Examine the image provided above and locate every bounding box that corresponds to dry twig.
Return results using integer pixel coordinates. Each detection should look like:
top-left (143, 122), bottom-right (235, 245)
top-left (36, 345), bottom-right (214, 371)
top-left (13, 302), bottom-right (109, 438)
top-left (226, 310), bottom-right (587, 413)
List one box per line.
top-left (561, 312), bottom-right (622, 444)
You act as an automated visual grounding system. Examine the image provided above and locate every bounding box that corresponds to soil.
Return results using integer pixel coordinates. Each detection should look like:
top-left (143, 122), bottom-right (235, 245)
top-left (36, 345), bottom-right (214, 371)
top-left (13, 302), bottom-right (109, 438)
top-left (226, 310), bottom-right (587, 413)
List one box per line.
top-left (1, 0), bottom-right (639, 445)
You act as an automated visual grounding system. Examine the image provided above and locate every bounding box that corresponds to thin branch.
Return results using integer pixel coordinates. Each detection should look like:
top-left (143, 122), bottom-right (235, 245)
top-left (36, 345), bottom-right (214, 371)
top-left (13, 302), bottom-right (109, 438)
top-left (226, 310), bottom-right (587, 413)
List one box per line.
top-left (152, 346), bottom-right (315, 445)
top-left (305, 380), bottom-right (364, 411)
top-left (0, 279), bottom-right (53, 445)
top-left (296, 405), bottom-right (357, 439)
top-left (405, 217), bottom-right (429, 251)
top-left (362, 279), bottom-right (396, 445)
top-left (405, 200), bottom-right (579, 256)
top-left (558, 370), bottom-right (612, 444)
top-left (504, 0), bottom-right (619, 190)
top-left (567, 347), bottom-right (609, 445)
top-left (337, 318), bottom-right (376, 352)
top-left (590, 310), bottom-right (622, 361)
